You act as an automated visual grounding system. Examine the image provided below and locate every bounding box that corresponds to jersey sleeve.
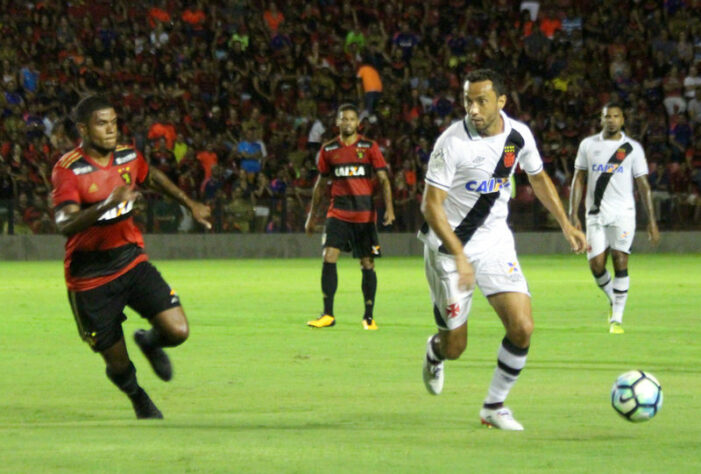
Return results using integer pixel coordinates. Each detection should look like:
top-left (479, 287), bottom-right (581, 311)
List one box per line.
top-left (369, 142), bottom-right (387, 171)
top-left (424, 139), bottom-right (456, 191)
top-left (135, 150), bottom-right (150, 185)
top-left (574, 139), bottom-right (588, 171)
top-left (51, 165), bottom-right (80, 209)
top-left (518, 128), bottom-right (544, 175)
top-left (631, 143), bottom-right (649, 178)
top-left (316, 148), bottom-right (330, 176)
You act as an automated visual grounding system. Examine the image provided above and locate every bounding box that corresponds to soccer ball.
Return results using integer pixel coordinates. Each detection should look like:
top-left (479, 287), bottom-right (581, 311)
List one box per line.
top-left (611, 370), bottom-right (663, 422)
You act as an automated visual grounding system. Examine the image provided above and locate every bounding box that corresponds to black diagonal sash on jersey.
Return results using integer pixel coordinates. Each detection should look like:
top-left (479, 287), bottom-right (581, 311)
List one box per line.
top-left (435, 129), bottom-right (525, 253)
top-left (588, 142), bottom-right (633, 215)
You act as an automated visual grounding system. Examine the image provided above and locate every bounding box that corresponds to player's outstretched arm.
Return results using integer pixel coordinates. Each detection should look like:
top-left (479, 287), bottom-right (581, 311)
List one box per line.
top-left (146, 168), bottom-right (211, 230)
top-left (569, 169), bottom-right (586, 231)
top-left (634, 175), bottom-right (660, 246)
top-left (305, 175), bottom-right (329, 235)
top-left (377, 170), bottom-right (395, 226)
top-left (421, 184), bottom-right (475, 291)
top-left (55, 185), bottom-right (140, 236)
top-left (528, 170), bottom-right (587, 254)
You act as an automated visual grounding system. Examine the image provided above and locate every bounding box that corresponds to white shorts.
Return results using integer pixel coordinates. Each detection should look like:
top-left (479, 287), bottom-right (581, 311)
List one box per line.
top-left (423, 230), bottom-right (530, 331)
top-left (586, 215), bottom-right (635, 259)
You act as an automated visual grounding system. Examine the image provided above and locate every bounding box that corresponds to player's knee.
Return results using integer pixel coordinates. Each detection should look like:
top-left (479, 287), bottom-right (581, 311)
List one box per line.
top-left (167, 321), bottom-right (189, 345)
top-left (509, 319), bottom-right (533, 347)
top-left (360, 259), bottom-right (374, 270)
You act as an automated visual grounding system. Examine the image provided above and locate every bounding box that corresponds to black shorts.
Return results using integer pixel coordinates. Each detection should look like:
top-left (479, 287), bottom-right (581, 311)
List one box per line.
top-left (322, 217), bottom-right (382, 259)
top-left (67, 261), bottom-right (181, 352)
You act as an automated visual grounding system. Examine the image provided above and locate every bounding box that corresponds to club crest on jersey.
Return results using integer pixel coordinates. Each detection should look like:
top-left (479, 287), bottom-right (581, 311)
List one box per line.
top-left (356, 150), bottom-right (366, 160)
top-left (616, 148), bottom-right (627, 161)
top-left (465, 177), bottom-right (510, 193)
top-left (88, 183), bottom-right (99, 193)
top-left (118, 166), bottom-right (131, 184)
top-left (503, 145), bottom-right (516, 167)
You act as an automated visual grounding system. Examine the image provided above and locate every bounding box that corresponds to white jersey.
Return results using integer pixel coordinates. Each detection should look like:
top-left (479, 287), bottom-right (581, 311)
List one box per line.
top-left (574, 131), bottom-right (648, 221)
top-left (419, 111), bottom-right (543, 254)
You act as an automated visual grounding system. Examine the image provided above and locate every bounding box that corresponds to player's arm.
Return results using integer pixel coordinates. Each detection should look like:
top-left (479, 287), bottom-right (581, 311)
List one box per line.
top-left (304, 174), bottom-right (329, 235)
top-left (634, 175), bottom-right (660, 246)
top-left (145, 167), bottom-right (212, 230)
top-left (421, 184), bottom-right (475, 291)
top-left (528, 170), bottom-right (587, 253)
top-left (568, 169), bottom-right (586, 230)
top-left (376, 169), bottom-right (395, 226)
top-left (54, 185), bottom-right (139, 237)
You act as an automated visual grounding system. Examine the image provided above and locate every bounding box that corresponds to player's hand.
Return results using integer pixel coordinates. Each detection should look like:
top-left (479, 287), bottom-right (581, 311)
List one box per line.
top-left (189, 201), bottom-right (212, 230)
top-left (383, 208), bottom-right (396, 226)
top-left (563, 223), bottom-right (587, 254)
top-left (304, 214), bottom-right (315, 235)
top-left (648, 221), bottom-right (660, 246)
top-left (455, 254), bottom-right (476, 292)
top-left (105, 185), bottom-right (140, 208)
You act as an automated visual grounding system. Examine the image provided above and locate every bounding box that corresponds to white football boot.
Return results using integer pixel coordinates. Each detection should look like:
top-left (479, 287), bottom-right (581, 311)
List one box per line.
top-left (422, 336), bottom-right (444, 395)
top-left (479, 406), bottom-right (524, 431)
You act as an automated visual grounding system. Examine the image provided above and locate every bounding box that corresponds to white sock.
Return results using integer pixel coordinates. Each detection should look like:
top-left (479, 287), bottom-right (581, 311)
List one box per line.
top-left (611, 271), bottom-right (629, 324)
top-left (484, 337), bottom-right (529, 406)
top-left (594, 269), bottom-right (614, 305)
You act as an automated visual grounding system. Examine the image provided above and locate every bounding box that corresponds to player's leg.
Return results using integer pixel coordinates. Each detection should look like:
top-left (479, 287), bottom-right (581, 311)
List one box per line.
top-left (422, 245), bottom-right (472, 395)
top-left (587, 220), bottom-right (614, 306)
top-left (309, 218), bottom-right (348, 327)
top-left (610, 250), bottom-right (630, 327)
top-left (101, 337), bottom-right (162, 419)
top-left (359, 256), bottom-right (378, 329)
top-left (355, 221), bottom-right (382, 329)
top-left (127, 262), bottom-right (186, 381)
top-left (480, 291), bottom-right (532, 431)
top-left (68, 284), bottom-right (161, 419)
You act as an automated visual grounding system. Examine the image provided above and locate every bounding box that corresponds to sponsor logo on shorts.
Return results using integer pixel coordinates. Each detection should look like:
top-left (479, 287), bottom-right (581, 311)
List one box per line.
top-left (447, 303), bottom-right (460, 318)
top-left (507, 262), bottom-right (519, 274)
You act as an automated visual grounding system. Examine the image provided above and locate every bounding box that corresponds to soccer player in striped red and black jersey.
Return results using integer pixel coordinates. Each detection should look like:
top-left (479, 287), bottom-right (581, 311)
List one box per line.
top-left (305, 103), bottom-right (395, 330)
top-left (51, 95), bottom-right (211, 419)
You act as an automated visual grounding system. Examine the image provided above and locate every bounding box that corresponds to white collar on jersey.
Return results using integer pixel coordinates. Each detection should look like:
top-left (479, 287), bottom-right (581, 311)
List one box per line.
top-left (598, 130), bottom-right (627, 142)
top-left (463, 110), bottom-right (511, 141)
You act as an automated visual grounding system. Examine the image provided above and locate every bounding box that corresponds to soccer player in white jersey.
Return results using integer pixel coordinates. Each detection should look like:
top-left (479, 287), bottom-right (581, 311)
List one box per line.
top-left (419, 69), bottom-right (587, 430)
top-left (569, 103), bottom-right (660, 334)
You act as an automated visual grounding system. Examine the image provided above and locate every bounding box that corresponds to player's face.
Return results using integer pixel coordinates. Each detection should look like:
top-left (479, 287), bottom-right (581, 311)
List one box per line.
top-left (464, 80), bottom-right (506, 136)
top-left (84, 107), bottom-right (118, 152)
top-left (601, 107), bottom-right (624, 136)
top-left (337, 110), bottom-right (359, 137)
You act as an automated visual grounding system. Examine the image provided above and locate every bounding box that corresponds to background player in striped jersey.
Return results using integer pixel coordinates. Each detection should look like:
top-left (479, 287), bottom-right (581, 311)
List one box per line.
top-left (52, 95), bottom-right (211, 418)
top-left (305, 103), bottom-right (395, 330)
top-left (420, 69), bottom-right (587, 430)
top-left (569, 103), bottom-right (660, 334)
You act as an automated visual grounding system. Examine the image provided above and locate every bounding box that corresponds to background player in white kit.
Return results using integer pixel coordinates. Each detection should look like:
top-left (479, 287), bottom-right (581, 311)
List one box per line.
top-left (420, 69), bottom-right (587, 430)
top-left (569, 103), bottom-right (660, 334)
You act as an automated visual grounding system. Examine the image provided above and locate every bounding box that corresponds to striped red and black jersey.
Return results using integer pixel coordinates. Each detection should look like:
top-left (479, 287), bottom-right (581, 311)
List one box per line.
top-left (317, 135), bottom-right (387, 223)
top-left (51, 144), bottom-right (150, 291)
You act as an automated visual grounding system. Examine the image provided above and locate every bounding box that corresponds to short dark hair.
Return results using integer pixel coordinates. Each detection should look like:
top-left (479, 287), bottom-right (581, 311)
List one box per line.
top-left (602, 101), bottom-right (625, 116)
top-left (73, 95), bottom-right (114, 124)
top-left (465, 69), bottom-right (507, 97)
top-left (337, 103), bottom-right (360, 116)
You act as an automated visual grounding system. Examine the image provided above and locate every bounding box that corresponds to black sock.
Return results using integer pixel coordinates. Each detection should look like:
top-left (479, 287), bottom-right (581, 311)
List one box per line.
top-left (361, 268), bottom-right (377, 319)
top-left (106, 362), bottom-right (141, 399)
top-left (322, 262), bottom-right (337, 316)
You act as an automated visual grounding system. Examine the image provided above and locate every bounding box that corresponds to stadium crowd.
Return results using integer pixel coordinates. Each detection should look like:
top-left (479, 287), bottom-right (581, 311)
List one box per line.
top-left (0, 0), bottom-right (700, 235)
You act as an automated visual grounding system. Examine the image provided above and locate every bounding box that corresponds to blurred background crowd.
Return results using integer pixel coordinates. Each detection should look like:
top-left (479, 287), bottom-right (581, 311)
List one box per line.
top-left (1, 0), bottom-right (700, 235)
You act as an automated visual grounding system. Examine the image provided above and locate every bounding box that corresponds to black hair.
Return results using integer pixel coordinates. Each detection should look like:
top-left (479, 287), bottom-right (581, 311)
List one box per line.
top-left (73, 95), bottom-right (114, 124)
top-left (603, 101), bottom-right (625, 116)
top-left (337, 103), bottom-right (360, 116)
top-left (465, 68), bottom-right (507, 97)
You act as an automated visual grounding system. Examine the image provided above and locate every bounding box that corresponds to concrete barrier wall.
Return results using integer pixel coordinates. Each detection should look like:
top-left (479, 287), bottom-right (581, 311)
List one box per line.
top-left (1, 231), bottom-right (699, 261)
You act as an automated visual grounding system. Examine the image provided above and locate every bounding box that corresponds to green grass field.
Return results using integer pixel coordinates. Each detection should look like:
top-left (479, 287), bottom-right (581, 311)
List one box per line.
top-left (1, 254), bottom-right (700, 473)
